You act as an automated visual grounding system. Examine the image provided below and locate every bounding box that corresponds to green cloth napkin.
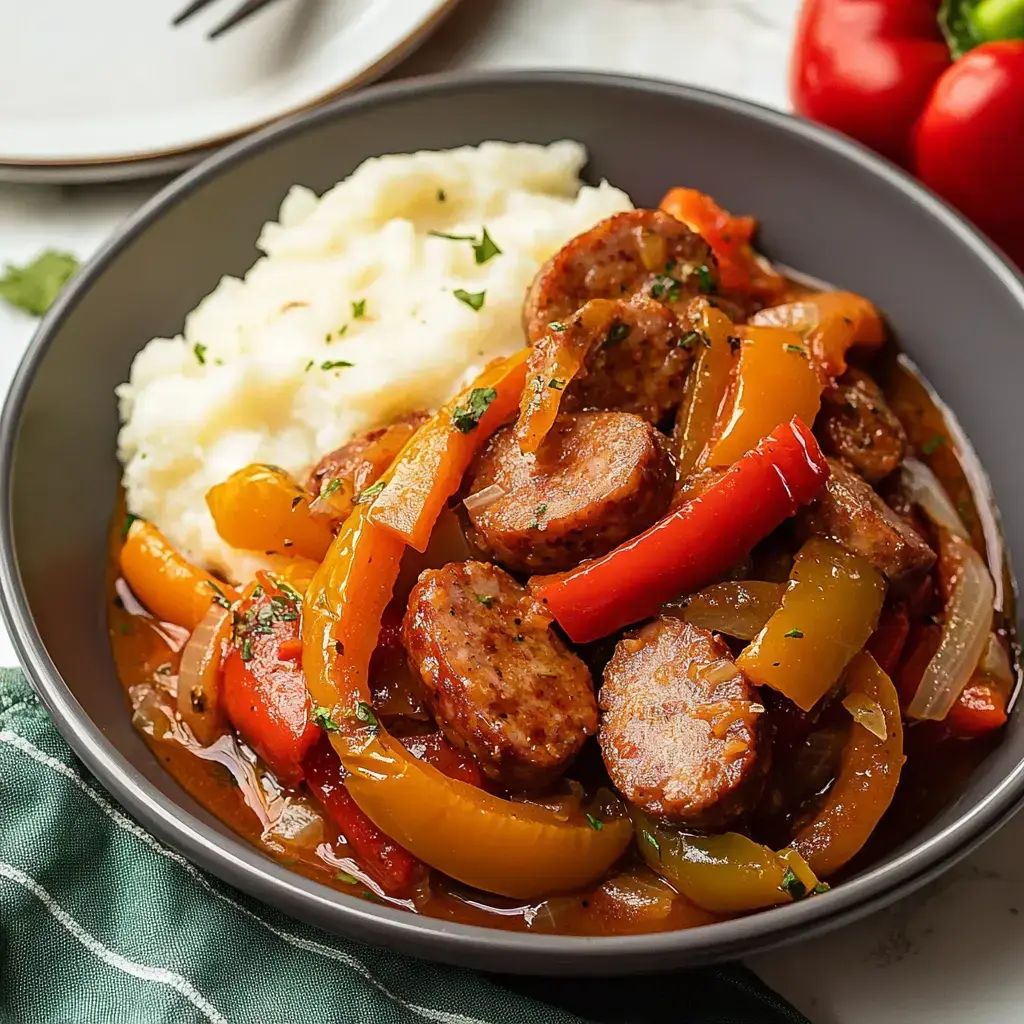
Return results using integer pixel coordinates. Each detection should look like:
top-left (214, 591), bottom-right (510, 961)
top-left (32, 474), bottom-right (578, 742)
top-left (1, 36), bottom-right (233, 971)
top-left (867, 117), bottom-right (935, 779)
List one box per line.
top-left (0, 668), bottom-right (809, 1024)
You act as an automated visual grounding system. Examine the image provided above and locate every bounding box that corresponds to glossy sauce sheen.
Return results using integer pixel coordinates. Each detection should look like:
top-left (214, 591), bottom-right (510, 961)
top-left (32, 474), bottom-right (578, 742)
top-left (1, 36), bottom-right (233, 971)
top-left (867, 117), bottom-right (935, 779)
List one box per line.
top-left (108, 356), bottom-right (1018, 935)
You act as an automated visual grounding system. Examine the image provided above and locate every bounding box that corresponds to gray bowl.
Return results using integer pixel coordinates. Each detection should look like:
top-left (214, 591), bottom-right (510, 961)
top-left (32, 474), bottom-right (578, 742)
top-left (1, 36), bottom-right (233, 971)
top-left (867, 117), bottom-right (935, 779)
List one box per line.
top-left (3, 71), bottom-right (1024, 976)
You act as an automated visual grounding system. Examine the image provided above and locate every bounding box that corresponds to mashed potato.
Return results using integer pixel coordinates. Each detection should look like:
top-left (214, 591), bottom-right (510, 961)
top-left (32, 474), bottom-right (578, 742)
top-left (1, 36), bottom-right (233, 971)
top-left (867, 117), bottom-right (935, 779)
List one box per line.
top-left (117, 141), bottom-right (632, 579)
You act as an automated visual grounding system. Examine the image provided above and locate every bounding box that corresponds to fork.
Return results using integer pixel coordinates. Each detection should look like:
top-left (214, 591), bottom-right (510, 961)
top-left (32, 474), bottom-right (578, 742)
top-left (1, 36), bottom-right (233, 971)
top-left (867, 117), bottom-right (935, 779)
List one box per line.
top-left (173, 0), bottom-right (288, 39)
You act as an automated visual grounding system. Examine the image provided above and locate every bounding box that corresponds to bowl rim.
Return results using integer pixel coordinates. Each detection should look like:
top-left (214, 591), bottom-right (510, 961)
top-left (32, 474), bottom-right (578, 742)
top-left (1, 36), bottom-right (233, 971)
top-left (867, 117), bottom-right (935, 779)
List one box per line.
top-left (4, 68), bottom-right (1024, 971)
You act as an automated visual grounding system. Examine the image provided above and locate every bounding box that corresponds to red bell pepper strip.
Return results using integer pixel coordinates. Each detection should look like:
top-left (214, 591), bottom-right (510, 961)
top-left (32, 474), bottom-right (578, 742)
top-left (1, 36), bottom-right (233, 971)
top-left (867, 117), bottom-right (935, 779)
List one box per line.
top-left (791, 0), bottom-right (1024, 263)
top-left (302, 735), bottom-right (421, 896)
top-left (945, 680), bottom-right (1009, 736)
top-left (221, 577), bottom-right (319, 786)
top-left (531, 417), bottom-right (830, 644)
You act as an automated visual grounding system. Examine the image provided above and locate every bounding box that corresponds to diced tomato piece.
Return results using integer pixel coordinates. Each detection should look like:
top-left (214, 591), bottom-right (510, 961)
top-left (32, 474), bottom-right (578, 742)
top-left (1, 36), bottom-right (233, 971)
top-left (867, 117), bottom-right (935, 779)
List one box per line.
top-left (400, 732), bottom-right (484, 789)
top-left (302, 736), bottom-right (421, 895)
top-left (221, 578), bottom-right (318, 785)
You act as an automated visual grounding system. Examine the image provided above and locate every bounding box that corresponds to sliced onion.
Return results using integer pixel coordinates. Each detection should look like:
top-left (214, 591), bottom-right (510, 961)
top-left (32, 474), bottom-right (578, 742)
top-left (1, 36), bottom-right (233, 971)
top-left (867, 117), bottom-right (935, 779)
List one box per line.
top-left (177, 604), bottom-right (232, 746)
top-left (677, 581), bottom-right (785, 640)
top-left (979, 631), bottom-right (1015, 694)
top-left (902, 458), bottom-right (969, 540)
top-left (908, 536), bottom-right (995, 721)
top-left (842, 691), bottom-right (887, 741)
top-left (462, 483), bottom-right (506, 517)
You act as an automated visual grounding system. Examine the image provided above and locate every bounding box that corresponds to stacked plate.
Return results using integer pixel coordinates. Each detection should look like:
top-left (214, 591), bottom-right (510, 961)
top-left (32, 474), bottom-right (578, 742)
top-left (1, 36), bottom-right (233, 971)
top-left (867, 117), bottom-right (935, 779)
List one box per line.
top-left (0, 0), bottom-right (459, 183)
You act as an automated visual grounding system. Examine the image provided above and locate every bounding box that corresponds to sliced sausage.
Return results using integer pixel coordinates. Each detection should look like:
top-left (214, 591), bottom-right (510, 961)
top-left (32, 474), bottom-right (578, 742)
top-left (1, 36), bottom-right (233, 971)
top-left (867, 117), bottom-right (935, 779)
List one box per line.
top-left (529, 294), bottom-right (695, 426)
top-left (306, 411), bottom-right (428, 498)
top-left (524, 210), bottom-right (717, 343)
top-left (817, 368), bottom-right (907, 484)
top-left (599, 617), bottom-right (765, 827)
top-left (800, 457), bottom-right (936, 588)
top-left (403, 561), bottom-right (597, 791)
top-left (464, 411), bottom-right (674, 575)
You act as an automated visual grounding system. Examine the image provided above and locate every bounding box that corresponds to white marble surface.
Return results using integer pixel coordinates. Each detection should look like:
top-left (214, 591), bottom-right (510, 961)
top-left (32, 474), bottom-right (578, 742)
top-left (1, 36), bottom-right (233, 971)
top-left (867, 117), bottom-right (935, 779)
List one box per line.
top-left (1, 2), bottom-right (1019, 1021)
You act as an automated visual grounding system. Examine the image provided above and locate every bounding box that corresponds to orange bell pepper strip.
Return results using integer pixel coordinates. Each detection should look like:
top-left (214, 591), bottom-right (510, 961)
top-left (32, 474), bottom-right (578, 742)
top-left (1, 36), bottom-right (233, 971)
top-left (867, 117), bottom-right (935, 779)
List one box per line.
top-left (672, 302), bottom-right (737, 479)
top-left (705, 325), bottom-right (822, 468)
top-left (370, 349), bottom-right (530, 552)
top-left (206, 464), bottom-right (335, 562)
top-left (120, 518), bottom-right (239, 631)
top-left (659, 188), bottom-right (786, 299)
top-left (791, 652), bottom-right (903, 876)
top-left (737, 536), bottom-right (886, 711)
top-left (749, 292), bottom-right (885, 381)
top-left (634, 811), bottom-right (824, 913)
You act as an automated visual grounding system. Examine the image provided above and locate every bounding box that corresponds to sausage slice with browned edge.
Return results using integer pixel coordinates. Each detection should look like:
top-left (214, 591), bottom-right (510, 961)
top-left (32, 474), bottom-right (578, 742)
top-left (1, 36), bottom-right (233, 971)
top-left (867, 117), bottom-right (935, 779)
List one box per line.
top-left (524, 210), bottom-right (717, 343)
top-left (528, 294), bottom-right (696, 426)
top-left (464, 411), bottom-right (675, 575)
top-left (403, 561), bottom-right (598, 791)
top-left (599, 617), bottom-right (766, 827)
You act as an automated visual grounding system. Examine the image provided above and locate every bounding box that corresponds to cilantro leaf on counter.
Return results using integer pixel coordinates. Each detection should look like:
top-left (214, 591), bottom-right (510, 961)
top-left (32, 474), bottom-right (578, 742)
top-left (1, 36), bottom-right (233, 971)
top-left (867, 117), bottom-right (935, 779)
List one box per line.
top-left (0, 250), bottom-right (79, 316)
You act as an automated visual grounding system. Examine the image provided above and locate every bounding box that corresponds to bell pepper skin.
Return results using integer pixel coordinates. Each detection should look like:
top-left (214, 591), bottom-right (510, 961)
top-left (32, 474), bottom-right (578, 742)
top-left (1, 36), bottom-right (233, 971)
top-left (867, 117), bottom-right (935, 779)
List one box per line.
top-left (792, 0), bottom-right (1024, 262)
top-left (914, 39), bottom-right (1024, 265)
top-left (531, 417), bottom-right (829, 644)
top-left (790, 0), bottom-right (951, 168)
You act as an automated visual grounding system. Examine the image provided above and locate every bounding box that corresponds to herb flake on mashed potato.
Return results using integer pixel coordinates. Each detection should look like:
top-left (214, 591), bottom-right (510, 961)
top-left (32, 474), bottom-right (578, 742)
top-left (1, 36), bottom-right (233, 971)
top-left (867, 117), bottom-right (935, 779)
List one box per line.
top-left (116, 141), bottom-right (632, 580)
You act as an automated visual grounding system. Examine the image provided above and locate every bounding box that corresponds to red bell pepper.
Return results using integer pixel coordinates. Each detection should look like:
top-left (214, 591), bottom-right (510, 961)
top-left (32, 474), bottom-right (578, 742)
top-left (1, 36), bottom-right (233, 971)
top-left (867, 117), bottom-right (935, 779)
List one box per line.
top-left (792, 0), bottom-right (1024, 263)
top-left (221, 578), bottom-right (319, 786)
top-left (531, 417), bottom-right (830, 644)
top-left (866, 604), bottom-right (911, 676)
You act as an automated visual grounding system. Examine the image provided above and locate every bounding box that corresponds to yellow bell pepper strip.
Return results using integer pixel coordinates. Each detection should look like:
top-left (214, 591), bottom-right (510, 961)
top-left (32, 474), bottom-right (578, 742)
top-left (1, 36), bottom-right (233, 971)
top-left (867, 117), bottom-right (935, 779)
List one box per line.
top-left (748, 291), bottom-right (884, 381)
top-left (120, 518), bottom-right (239, 631)
top-left (532, 417), bottom-right (830, 645)
top-left (370, 349), bottom-right (530, 552)
top-left (206, 464), bottom-right (335, 562)
top-left (706, 325), bottom-right (823, 468)
top-left (791, 652), bottom-right (904, 876)
top-left (302, 403), bottom-right (632, 899)
top-left (672, 302), bottom-right (737, 479)
top-left (659, 188), bottom-right (787, 300)
top-left (737, 536), bottom-right (886, 711)
top-left (634, 811), bottom-right (824, 913)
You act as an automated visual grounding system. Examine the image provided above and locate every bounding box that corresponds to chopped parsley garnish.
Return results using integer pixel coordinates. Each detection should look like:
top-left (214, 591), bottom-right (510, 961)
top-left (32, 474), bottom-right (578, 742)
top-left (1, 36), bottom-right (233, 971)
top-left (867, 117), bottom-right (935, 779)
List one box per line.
top-left (780, 866), bottom-right (807, 900)
top-left (304, 360), bottom-right (314, 372)
top-left (312, 706), bottom-right (341, 732)
top-left (241, 637), bottom-right (253, 662)
top-left (785, 343), bottom-right (808, 357)
top-left (252, 585), bottom-right (263, 599)
top-left (451, 386), bottom-right (497, 433)
top-left (548, 378), bottom-right (566, 390)
top-left (922, 434), bottom-right (946, 455)
top-left (783, 627), bottom-right (804, 639)
top-left (453, 288), bottom-right (486, 311)
top-left (476, 594), bottom-right (494, 608)
top-left (204, 580), bottom-right (232, 610)
top-left (290, 495), bottom-right (303, 510)
top-left (121, 512), bottom-right (141, 540)
top-left (605, 320), bottom-right (630, 347)
top-left (810, 882), bottom-right (831, 896)
top-left (528, 502), bottom-right (548, 530)
top-left (429, 227), bottom-right (501, 264)
top-left (351, 299), bottom-right (366, 319)
top-left (585, 813), bottom-right (603, 831)
top-left (335, 871), bottom-right (359, 885)
top-left (436, 188), bottom-right (446, 202)
top-left (642, 830), bottom-right (662, 859)
top-left (678, 331), bottom-right (700, 350)
top-left (354, 480), bottom-right (386, 504)
top-left (156, 662), bottom-right (173, 676)
top-left (321, 360), bottom-right (354, 371)
top-left (320, 478), bottom-right (343, 500)
top-left (649, 273), bottom-right (682, 302)
top-left (0, 250), bottom-right (79, 316)
top-left (548, 320), bottom-right (568, 332)
top-left (728, 335), bottom-right (742, 354)
top-left (354, 701), bottom-right (380, 734)
top-left (694, 263), bottom-right (716, 293)
top-left (193, 342), bottom-right (208, 365)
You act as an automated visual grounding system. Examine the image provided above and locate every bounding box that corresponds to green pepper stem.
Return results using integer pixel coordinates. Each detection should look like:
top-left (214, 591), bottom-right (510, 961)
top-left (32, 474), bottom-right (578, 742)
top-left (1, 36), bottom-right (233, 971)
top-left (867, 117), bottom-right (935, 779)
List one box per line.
top-left (972, 0), bottom-right (1024, 41)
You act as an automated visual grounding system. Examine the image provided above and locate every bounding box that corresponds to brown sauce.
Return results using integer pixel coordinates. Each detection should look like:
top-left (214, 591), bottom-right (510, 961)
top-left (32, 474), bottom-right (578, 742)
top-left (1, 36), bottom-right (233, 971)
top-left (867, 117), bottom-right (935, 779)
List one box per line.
top-left (107, 331), bottom-right (1019, 936)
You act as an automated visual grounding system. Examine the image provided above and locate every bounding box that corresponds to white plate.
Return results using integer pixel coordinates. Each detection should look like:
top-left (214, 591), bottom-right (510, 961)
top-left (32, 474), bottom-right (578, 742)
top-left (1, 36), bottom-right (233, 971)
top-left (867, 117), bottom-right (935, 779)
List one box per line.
top-left (0, 0), bottom-right (459, 177)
